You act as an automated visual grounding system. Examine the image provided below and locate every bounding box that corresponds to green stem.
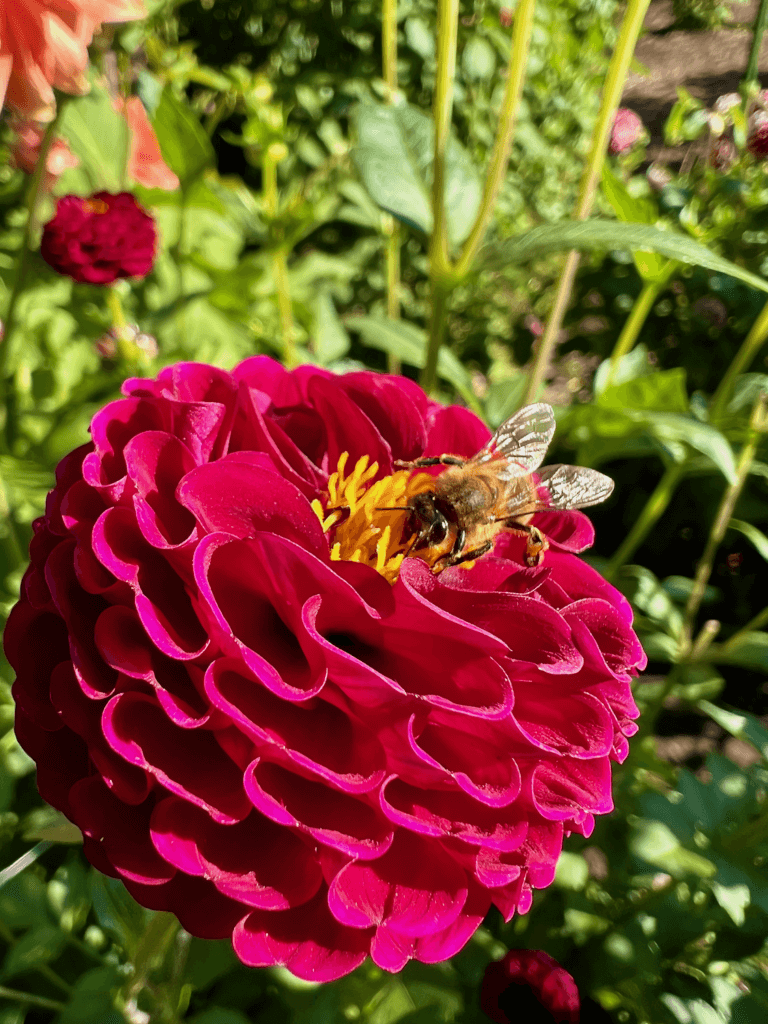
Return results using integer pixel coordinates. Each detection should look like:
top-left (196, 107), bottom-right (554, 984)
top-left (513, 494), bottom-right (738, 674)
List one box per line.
top-left (38, 964), bottom-right (72, 994)
top-left (453, 0), bottom-right (536, 279)
top-left (721, 605), bottom-right (768, 649)
top-left (603, 268), bottom-right (675, 390)
top-left (421, 0), bottom-right (459, 395)
top-left (106, 286), bottom-right (128, 335)
top-left (383, 0), bottom-right (401, 373)
top-left (744, 0), bottom-right (768, 86)
top-left (0, 97), bottom-right (70, 433)
top-left (0, 985), bottom-right (65, 1012)
top-left (605, 462), bottom-right (685, 578)
top-left (523, 0), bottom-right (651, 404)
top-left (710, 297), bottom-right (768, 423)
top-left (682, 394), bottom-right (768, 646)
top-left (263, 148), bottom-right (296, 367)
top-left (122, 912), bottom-right (180, 1006)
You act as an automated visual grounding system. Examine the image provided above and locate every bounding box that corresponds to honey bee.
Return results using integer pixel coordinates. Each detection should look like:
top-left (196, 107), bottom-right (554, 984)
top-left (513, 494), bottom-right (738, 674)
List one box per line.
top-left (388, 402), bottom-right (614, 569)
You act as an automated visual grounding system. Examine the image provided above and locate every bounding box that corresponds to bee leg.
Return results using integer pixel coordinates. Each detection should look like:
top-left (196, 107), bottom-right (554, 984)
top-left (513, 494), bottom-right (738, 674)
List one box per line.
top-left (444, 539), bottom-right (493, 567)
top-left (395, 455), bottom-right (466, 469)
top-left (501, 520), bottom-right (549, 567)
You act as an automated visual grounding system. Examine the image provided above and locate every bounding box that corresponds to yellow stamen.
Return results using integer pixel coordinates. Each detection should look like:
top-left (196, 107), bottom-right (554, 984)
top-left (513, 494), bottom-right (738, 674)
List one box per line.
top-left (312, 453), bottom-right (445, 584)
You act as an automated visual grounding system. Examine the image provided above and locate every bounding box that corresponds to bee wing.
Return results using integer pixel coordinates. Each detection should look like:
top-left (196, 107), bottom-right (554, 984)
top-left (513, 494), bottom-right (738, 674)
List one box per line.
top-left (474, 403), bottom-right (556, 479)
top-left (535, 464), bottom-right (615, 509)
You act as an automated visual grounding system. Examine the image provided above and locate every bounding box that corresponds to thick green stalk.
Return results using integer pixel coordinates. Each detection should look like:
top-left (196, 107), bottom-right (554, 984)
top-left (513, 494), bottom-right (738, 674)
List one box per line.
top-left (710, 297), bottom-right (768, 423)
top-left (604, 462), bottom-right (685, 578)
top-left (453, 0), bottom-right (536, 279)
top-left (421, 0), bottom-right (459, 395)
top-left (602, 274), bottom-right (670, 390)
top-left (263, 147), bottom-right (296, 368)
top-left (523, 0), bottom-right (651, 404)
top-left (682, 394), bottom-right (768, 646)
top-left (0, 98), bottom-right (69, 392)
top-left (744, 0), bottom-right (768, 87)
top-left (382, 0), bottom-right (401, 372)
top-left (0, 986), bottom-right (65, 1012)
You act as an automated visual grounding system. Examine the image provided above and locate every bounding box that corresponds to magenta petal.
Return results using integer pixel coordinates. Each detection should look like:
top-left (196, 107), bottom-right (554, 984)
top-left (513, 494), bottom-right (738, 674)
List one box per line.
top-left (233, 889), bottom-right (371, 981)
top-left (530, 756), bottom-right (613, 822)
top-left (328, 830), bottom-right (468, 936)
top-left (124, 431), bottom-right (197, 548)
top-left (102, 692), bottom-right (251, 824)
top-left (245, 759), bottom-right (394, 860)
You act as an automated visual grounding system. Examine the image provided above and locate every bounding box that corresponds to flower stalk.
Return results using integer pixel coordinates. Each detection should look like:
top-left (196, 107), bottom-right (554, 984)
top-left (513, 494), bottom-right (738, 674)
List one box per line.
top-left (605, 462), bottom-right (685, 578)
top-left (421, 0), bottom-right (459, 394)
top-left (603, 263), bottom-right (676, 390)
top-left (743, 0), bottom-right (768, 88)
top-left (523, 0), bottom-right (652, 404)
top-left (383, 0), bottom-right (401, 373)
top-left (710, 296), bottom-right (768, 423)
top-left (263, 144), bottom-right (296, 368)
top-left (682, 392), bottom-right (768, 647)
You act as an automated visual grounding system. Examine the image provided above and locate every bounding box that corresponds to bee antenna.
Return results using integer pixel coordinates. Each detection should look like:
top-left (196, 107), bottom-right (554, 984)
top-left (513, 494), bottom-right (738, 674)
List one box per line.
top-left (376, 506), bottom-right (411, 512)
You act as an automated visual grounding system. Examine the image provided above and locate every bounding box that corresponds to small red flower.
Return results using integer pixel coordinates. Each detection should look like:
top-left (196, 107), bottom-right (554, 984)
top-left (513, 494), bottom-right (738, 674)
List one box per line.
top-left (609, 108), bottom-right (643, 154)
top-left (747, 113), bottom-right (768, 157)
top-left (40, 191), bottom-right (156, 285)
top-left (5, 359), bottom-right (644, 981)
top-left (481, 950), bottom-right (580, 1023)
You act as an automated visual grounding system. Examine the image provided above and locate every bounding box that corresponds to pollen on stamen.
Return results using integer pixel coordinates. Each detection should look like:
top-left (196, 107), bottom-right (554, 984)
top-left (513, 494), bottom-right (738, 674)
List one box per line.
top-left (312, 453), bottom-right (435, 584)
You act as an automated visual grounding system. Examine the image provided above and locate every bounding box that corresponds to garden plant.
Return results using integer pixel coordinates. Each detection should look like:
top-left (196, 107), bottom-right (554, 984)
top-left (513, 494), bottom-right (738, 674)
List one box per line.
top-left (1, 1), bottom-right (768, 1023)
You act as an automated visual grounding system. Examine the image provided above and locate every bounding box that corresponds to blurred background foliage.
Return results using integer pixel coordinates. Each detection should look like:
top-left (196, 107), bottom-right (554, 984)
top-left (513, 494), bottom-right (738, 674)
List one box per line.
top-left (2, 0), bottom-right (768, 1022)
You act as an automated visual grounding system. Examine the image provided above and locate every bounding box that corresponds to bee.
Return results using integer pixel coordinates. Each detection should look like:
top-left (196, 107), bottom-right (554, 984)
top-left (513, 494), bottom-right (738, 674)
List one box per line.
top-left (386, 402), bottom-right (614, 570)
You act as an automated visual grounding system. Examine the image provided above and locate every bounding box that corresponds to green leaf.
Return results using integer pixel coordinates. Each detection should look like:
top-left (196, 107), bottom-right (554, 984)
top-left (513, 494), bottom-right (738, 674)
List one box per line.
top-left (312, 291), bottom-right (350, 364)
top-left (630, 820), bottom-right (716, 879)
top-left (713, 632), bottom-right (768, 673)
top-left (698, 700), bottom-right (768, 763)
top-left (597, 368), bottom-right (689, 415)
top-left (602, 165), bottom-right (673, 283)
top-left (554, 851), bottom-right (589, 890)
top-left (729, 519), bottom-right (768, 562)
top-left (53, 966), bottom-right (122, 1024)
top-left (348, 314), bottom-right (480, 411)
top-left (628, 412), bottom-right (736, 482)
top-left (153, 86), bottom-right (214, 185)
top-left (0, 873), bottom-right (50, 930)
top-left (484, 374), bottom-right (528, 428)
top-left (352, 103), bottom-right (482, 245)
top-left (711, 881), bottom-right (751, 926)
top-left (188, 1012), bottom-right (253, 1024)
top-left (485, 220), bottom-right (768, 295)
top-left (2, 923), bottom-right (66, 978)
top-left (59, 82), bottom-right (130, 194)
top-left (593, 344), bottom-right (653, 395)
top-left (727, 374), bottom-right (768, 415)
top-left (90, 872), bottom-right (147, 953)
top-left (462, 37), bottom-right (496, 79)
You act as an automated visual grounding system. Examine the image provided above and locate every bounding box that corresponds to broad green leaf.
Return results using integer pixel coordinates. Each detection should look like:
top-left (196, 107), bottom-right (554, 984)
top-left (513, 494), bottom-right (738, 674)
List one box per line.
top-left (729, 519), bottom-right (768, 561)
top-left (54, 966), bottom-right (122, 1024)
top-left (628, 412), bottom-right (736, 482)
top-left (713, 631), bottom-right (768, 673)
top-left (312, 291), bottom-right (350, 364)
top-left (153, 86), bottom-right (214, 185)
top-left (554, 851), bottom-right (589, 890)
top-left (90, 872), bottom-right (147, 953)
top-left (352, 103), bottom-right (482, 245)
top-left (727, 373), bottom-right (768, 414)
top-left (59, 82), bottom-right (130, 194)
top-left (597, 368), bottom-right (689, 415)
top-left (462, 37), bottom-right (496, 79)
top-left (711, 881), bottom-right (751, 926)
top-left (602, 165), bottom-right (674, 283)
top-left (616, 566), bottom-right (683, 637)
top-left (485, 220), bottom-right (768, 295)
top-left (699, 700), bottom-right (768, 763)
top-left (630, 820), bottom-right (716, 878)
top-left (0, 873), bottom-right (50, 930)
top-left (593, 344), bottom-right (653, 395)
top-left (2, 923), bottom-right (66, 978)
top-left (348, 314), bottom-right (480, 411)
top-left (484, 374), bottom-right (528, 428)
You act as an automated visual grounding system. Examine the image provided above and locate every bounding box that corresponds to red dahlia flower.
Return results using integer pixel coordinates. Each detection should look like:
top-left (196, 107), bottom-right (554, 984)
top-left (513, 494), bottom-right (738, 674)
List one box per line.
top-left (5, 359), bottom-right (644, 981)
top-left (40, 191), bottom-right (156, 284)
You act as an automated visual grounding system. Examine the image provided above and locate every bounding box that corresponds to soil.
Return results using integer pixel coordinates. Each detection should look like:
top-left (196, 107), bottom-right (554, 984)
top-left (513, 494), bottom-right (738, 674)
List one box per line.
top-left (622, 0), bottom-right (768, 161)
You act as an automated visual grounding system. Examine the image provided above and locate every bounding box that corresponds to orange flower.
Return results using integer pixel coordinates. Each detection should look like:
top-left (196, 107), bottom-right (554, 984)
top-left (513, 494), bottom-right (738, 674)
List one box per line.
top-left (118, 96), bottom-right (179, 191)
top-left (0, 1), bottom-right (146, 121)
top-left (10, 118), bottom-right (79, 191)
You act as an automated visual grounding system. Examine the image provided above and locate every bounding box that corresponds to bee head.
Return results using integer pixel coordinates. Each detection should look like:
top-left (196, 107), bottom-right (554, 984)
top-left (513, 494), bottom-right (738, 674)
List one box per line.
top-left (409, 492), bottom-right (449, 546)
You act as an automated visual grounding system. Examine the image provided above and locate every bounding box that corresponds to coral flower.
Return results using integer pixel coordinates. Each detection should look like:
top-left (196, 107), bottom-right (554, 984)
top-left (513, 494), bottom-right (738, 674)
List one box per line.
top-left (0, 1), bottom-right (146, 120)
top-left (5, 360), bottom-right (645, 981)
top-left (609, 108), bottom-right (644, 154)
top-left (9, 117), bottom-right (79, 190)
top-left (41, 191), bottom-right (156, 284)
top-left (116, 96), bottom-right (179, 192)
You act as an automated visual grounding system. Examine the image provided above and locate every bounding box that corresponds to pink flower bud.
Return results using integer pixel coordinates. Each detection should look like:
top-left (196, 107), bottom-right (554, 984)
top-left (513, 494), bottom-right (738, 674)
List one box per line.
top-left (609, 107), bottom-right (644, 154)
top-left (481, 950), bottom-right (580, 1023)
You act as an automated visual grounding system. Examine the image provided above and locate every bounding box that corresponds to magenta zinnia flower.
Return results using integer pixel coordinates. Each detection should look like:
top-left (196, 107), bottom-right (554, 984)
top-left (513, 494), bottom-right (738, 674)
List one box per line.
top-left (5, 359), bottom-right (644, 981)
top-left (41, 191), bottom-right (156, 284)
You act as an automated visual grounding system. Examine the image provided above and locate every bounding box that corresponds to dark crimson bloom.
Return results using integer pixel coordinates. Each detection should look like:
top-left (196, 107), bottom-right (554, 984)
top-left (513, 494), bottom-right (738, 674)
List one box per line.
top-left (5, 359), bottom-right (644, 981)
top-left (609, 108), bottom-right (643, 154)
top-left (40, 191), bottom-right (156, 284)
top-left (747, 113), bottom-right (768, 157)
top-left (481, 950), bottom-right (580, 1023)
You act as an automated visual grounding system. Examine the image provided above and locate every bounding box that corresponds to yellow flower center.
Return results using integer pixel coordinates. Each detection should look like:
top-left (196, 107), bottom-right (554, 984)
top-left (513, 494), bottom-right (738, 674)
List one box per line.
top-left (311, 453), bottom-right (445, 584)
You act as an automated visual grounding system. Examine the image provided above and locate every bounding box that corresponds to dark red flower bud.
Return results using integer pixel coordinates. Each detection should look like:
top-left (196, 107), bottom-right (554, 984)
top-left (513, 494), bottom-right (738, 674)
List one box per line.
top-left (41, 191), bottom-right (156, 285)
top-left (747, 113), bottom-right (768, 157)
top-left (481, 950), bottom-right (580, 1024)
